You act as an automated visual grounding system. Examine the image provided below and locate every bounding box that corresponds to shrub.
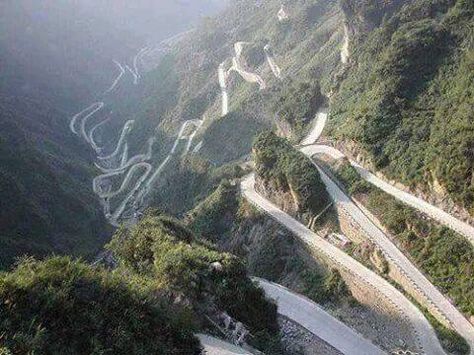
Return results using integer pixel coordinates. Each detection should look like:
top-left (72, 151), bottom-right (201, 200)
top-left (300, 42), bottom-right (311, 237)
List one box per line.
top-left (0, 257), bottom-right (200, 354)
top-left (253, 131), bottom-right (330, 216)
top-left (107, 215), bottom-right (281, 352)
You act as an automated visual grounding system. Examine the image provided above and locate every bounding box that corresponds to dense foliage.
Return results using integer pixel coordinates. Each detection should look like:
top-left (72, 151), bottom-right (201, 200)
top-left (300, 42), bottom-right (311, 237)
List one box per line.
top-left (200, 110), bottom-right (270, 165)
top-left (331, 0), bottom-right (474, 216)
top-left (0, 257), bottom-right (200, 354)
top-left (254, 131), bottom-right (331, 216)
top-left (367, 191), bottom-right (474, 318)
top-left (107, 214), bottom-right (282, 352)
top-left (149, 156), bottom-right (245, 216)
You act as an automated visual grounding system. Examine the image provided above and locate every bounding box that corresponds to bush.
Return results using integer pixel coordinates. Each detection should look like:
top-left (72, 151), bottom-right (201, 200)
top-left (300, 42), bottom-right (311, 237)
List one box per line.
top-left (107, 215), bottom-right (281, 352)
top-left (253, 131), bottom-right (330, 216)
top-left (0, 257), bottom-right (200, 354)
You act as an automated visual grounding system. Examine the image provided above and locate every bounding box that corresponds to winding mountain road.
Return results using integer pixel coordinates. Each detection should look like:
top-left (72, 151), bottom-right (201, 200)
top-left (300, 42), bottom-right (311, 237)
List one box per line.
top-left (108, 163), bottom-right (152, 227)
top-left (254, 278), bottom-right (386, 355)
top-left (134, 119), bottom-right (203, 207)
top-left (93, 162), bottom-right (151, 199)
top-left (97, 120), bottom-right (134, 163)
top-left (89, 116), bottom-right (111, 153)
top-left (125, 64), bottom-right (139, 85)
top-left (133, 47), bottom-right (147, 79)
top-left (104, 60), bottom-right (125, 94)
top-left (230, 42), bottom-right (266, 90)
top-left (241, 174), bottom-right (445, 354)
top-left (68, 44), bottom-right (177, 226)
top-left (124, 47), bottom-right (149, 85)
top-left (299, 109), bottom-right (474, 353)
top-left (80, 103), bottom-right (105, 143)
top-left (96, 137), bottom-right (154, 173)
top-left (300, 109), bottom-right (328, 146)
top-left (184, 120), bottom-right (203, 155)
top-left (69, 102), bottom-right (104, 136)
top-left (301, 108), bottom-right (474, 246)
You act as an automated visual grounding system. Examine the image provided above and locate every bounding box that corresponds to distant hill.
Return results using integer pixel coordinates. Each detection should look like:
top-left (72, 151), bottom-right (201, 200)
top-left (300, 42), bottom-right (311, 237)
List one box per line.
top-left (0, 0), bottom-right (225, 269)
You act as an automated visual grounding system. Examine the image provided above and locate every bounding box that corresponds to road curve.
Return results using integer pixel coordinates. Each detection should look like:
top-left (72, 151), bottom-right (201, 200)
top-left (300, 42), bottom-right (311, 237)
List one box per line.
top-left (133, 46), bottom-right (148, 79)
top-left (300, 111), bottom-right (474, 352)
top-left (135, 155), bottom-right (172, 207)
top-left (241, 174), bottom-right (445, 355)
top-left (80, 102), bottom-right (105, 143)
top-left (309, 156), bottom-right (474, 353)
top-left (253, 278), bottom-right (386, 355)
top-left (89, 116), bottom-right (111, 152)
top-left (93, 162), bottom-right (151, 199)
top-left (170, 120), bottom-right (203, 154)
top-left (125, 64), bottom-right (139, 85)
top-left (300, 109), bottom-right (328, 146)
top-left (109, 163), bottom-right (152, 227)
top-left (300, 144), bottom-right (345, 159)
top-left (104, 60), bottom-right (125, 94)
top-left (96, 137), bottom-right (155, 173)
top-left (302, 109), bottom-right (474, 247)
top-left (134, 118), bottom-right (202, 205)
top-left (184, 120), bottom-right (203, 155)
top-left (230, 42), bottom-right (266, 90)
top-left (69, 102), bottom-right (104, 136)
top-left (197, 334), bottom-right (251, 355)
top-left (97, 120), bottom-right (134, 162)
top-left (352, 161), bottom-right (474, 246)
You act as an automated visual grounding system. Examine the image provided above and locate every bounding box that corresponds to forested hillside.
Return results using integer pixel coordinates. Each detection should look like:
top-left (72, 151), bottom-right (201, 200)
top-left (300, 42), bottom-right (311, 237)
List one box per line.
top-left (114, 0), bottom-right (344, 218)
top-left (1, 0), bottom-right (474, 352)
top-left (330, 0), bottom-right (474, 217)
top-left (99, 0), bottom-right (473, 238)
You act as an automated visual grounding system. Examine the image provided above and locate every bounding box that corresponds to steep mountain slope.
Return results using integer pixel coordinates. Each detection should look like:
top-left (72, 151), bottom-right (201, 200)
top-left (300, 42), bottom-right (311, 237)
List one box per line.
top-left (330, 0), bottom-right (474, 219)
top-left (107, 0), bottom-right (344, 220)
top-left (2, 0), bottom-right (473, 351)
top-left (0, 1), bottom-right (224, 269)
top-left (102, 1), bottom-right (472, 353)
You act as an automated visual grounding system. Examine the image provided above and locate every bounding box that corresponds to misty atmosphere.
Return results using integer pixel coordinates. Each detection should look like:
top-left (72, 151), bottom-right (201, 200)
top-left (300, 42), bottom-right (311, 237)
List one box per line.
top-left (0, 0), bottom-right (473, 354)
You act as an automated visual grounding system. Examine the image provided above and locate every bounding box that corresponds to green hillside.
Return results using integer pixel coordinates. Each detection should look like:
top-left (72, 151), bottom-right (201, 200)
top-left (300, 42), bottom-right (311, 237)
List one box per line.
top-left (330, 0), bottom-right (474, 216)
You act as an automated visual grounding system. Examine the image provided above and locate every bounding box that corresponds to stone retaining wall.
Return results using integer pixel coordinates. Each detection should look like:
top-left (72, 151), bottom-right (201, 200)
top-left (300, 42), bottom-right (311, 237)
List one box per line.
top-left (334, 202), bottom-right (452, 329)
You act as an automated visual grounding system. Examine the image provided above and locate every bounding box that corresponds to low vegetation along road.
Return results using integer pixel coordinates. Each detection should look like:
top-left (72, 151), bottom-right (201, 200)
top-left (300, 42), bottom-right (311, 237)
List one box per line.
top-left (253, 278), bottom-right (386, 355)
top-left (298, 109), bottom-right (474, 353)
top-left (241, 173), bottom-right (445, 354)
top-left (300, 112), bottom-right (474, 247)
